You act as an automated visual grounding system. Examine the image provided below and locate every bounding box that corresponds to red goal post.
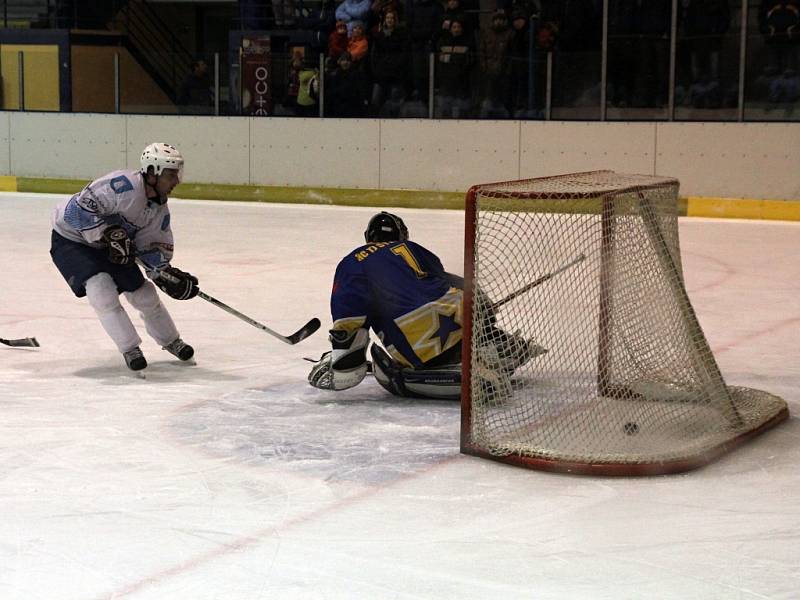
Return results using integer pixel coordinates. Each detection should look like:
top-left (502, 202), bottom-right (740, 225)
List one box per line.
top-left (460, 171), bottom-right (788, 476)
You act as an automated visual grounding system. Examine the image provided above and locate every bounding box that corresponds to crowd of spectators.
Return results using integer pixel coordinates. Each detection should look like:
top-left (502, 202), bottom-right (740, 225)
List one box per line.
top-left (237, 0), bottom-right (800, 119)
top-left (275, 0), bottom-right (550, 118)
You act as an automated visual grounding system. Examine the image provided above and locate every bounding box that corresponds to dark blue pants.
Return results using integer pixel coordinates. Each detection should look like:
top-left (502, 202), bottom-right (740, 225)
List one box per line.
top-left (50, 230), bottom-right (144, 298)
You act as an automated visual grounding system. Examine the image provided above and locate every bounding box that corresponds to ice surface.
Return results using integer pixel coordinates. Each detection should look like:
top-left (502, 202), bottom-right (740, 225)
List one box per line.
top-left (1, 193), bottom-right (798, 599)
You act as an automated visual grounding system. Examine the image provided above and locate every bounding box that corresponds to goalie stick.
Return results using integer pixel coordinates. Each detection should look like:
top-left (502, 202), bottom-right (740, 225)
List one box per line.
top-left (490, 253), bottom-right (587, 311)
top-left (0, 337), bottom-right (40, 348)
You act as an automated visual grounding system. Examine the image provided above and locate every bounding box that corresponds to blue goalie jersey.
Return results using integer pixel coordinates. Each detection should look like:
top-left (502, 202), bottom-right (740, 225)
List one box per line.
top-left (330, 240), bottom-right (463, 369)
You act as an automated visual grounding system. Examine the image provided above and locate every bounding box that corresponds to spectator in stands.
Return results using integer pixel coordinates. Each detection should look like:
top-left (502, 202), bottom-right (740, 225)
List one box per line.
top-left (329, 20), bottom-right (350, 60)
top-left (406, 0), bottom-right (445, 101)
top-left (435, 17), bottom-right (474, 118)
top-left (177, 59), bottom-right (213, 115)
top-left (437, 0), bottom-right (469, 43)
top-left (301, 0), bottom-right (338, 53)
top-left (508, 8), bottom-right (535, 117)
top-left (283, 53), bottom-right (303, 114)
top-left (758, 0), bottom-right (800, 104)
top-left (326, 51), bottom-right (370, 116)
top-left (370, 0), bottom-right (404, 33)
top-left (507, 0), bottom-right (541, 17)
top-left (348, 21), bottom-right (371, 64)
top-left (296, 58), bottom-right (320, 117)
top-left (539, 0), bottom-right (601, 108)
top-left (539, 0), bottom-right (598, 52)
top-left (678, 0), bottom-right (730, 109)
top-left (478, 10), bottom-right (514, 118)
top-left (370, 10), bottom-right (410, 114)
top-left (272, 0), bottom-right (296, 28)
top-left (336, 0), bottom-right (372, 34)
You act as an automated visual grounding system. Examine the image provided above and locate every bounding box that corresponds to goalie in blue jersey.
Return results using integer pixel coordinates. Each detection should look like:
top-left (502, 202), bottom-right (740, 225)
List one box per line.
top-left (308, 211), bottom-right (545, 400)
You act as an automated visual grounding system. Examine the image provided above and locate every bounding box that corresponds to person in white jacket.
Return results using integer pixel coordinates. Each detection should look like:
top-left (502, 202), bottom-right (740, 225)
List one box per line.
top-left (50, 142), bottom-right (198, 372)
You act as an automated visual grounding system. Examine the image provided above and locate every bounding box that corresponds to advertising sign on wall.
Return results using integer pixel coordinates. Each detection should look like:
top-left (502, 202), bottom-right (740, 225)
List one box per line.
top-left (240, 36), bottom-right (272, 116)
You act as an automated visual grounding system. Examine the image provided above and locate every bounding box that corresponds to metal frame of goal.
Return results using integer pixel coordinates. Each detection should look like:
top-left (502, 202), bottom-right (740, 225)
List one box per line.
top-left (460, 171), bottom-right (788, 476)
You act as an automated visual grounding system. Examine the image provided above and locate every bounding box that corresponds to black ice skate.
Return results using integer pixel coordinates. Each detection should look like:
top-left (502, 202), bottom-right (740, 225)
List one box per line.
top-left (162, 338), bottom-right (194, 361)
top-left (123, 347), bottom-right (147, 371)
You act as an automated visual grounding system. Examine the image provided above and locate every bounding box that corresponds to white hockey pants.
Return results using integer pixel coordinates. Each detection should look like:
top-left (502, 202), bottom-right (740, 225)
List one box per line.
top-left (85, 273), bottom-right (179, 353)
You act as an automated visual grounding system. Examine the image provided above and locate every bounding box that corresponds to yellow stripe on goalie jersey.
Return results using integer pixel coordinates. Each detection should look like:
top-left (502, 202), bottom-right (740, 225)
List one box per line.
top-left (394, 287), bottom-right (463, 364)
top-left (331, 316), bottom-right (367, 335)
top-left (385, 344), bottom-right (414, 368)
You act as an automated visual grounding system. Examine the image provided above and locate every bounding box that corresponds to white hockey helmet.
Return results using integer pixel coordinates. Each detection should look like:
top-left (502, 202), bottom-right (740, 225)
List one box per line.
top-left (140, 142), bottom-right (184, 181)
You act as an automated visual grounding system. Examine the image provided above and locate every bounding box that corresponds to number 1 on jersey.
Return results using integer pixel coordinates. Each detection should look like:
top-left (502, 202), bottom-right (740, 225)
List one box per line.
top-left (391, 243), bottom-right (427, 278)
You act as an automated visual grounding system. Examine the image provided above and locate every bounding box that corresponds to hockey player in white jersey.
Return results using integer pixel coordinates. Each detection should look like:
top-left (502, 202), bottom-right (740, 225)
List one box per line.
top-left (50, 142), bottom-right (199, 371)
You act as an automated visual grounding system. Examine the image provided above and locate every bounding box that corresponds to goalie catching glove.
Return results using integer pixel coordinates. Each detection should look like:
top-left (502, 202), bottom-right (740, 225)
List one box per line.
top-left (308, 328), bottom-right (369, 390)
top-left (102, 226), bottom-right (134, 265)
top-left (153, 266), bottom-right (199, 300)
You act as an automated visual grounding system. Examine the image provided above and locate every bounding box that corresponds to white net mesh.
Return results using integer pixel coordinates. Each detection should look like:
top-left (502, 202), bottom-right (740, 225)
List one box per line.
top-left (463, 171), bottom-right (788, 475)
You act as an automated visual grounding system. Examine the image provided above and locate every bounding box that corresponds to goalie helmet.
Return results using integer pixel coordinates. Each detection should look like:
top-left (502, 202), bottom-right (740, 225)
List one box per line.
top-left (364, 211), bottom-right (409, 243)
top-left (140, 142), bottom-right (184, 181)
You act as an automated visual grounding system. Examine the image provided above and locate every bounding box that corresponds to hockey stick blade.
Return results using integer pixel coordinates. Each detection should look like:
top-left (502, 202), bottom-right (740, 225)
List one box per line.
top-left (285, 318), bottom-right (322, 345)
top-left (0, 337), bottom-right (40, 348)
top-left (195, 291), bottom-right (320, 345)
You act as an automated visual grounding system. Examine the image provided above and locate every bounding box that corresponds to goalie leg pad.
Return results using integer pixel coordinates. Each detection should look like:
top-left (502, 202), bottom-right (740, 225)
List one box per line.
top-left (308, 328), bottom-right (370, 391)
top-left (85, 273), bottom-right (141, 352)
top-left (475, 362), bottom-right (513, 406)
top-left (478, 328), bottom-right (547, 373)
top-left (371, 345), bottom-right (461, 401)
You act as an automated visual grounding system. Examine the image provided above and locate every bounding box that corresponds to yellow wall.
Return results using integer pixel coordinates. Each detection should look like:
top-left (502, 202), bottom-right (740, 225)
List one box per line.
top-left (1, 44), bottom-right (60, 110)
top-left (71, 45), bottom-right (176, 113)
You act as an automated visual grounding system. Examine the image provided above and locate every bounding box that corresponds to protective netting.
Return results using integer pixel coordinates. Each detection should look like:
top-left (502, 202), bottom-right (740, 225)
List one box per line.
top-left (462, 171), bottom-right (788, 475)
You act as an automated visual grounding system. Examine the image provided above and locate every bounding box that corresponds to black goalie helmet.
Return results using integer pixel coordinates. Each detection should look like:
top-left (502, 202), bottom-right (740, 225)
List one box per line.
top-left (364, 211), bottom-right (409, 243)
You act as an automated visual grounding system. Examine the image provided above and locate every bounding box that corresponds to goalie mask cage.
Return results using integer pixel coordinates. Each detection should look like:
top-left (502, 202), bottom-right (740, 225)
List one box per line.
top-left (461, 171), bottom-right (788, 476)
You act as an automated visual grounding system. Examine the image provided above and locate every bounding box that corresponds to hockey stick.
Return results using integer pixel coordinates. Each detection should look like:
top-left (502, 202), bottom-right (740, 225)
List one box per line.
top-left (0, 337), bottom-right (40, 348)
top-left (490, 253), bottom-right (587, 311)
top-left (137, 258), bottom-right (321, 345)
top-left (198, 290), bottom-right (321, 345)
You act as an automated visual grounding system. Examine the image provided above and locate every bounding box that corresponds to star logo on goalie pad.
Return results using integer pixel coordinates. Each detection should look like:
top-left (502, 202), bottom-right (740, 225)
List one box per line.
top-left (394, 288), bottom-right (463, 363)
top-left (435, 312), bottom-right (461, 349)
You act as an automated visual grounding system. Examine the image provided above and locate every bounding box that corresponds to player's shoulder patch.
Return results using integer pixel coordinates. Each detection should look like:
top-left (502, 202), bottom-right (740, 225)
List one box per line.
top-left (109, 174), bottom-right (134, 194)
top-left (78, 188), bottom-right (100, 213)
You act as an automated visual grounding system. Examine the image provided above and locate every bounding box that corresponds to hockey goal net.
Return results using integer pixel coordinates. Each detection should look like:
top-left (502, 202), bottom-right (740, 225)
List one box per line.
top-left (461, 171), bottom-right (788, 475)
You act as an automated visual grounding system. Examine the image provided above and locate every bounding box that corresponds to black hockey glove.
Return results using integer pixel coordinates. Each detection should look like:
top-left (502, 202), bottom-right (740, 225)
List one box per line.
top-left (102, 226), bottom-right (133, 265)
top-left (154, 266), bottom-right (199, 300)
